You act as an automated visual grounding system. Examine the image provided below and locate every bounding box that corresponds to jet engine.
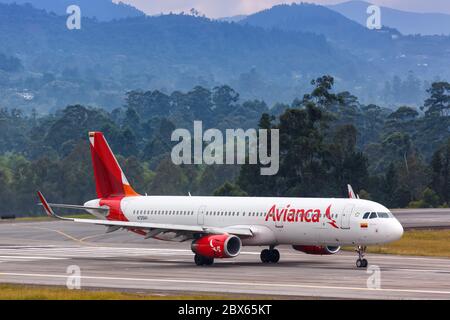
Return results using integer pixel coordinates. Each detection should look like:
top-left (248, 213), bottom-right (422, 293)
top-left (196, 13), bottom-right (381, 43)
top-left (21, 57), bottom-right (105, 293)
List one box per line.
top-left (292, 245), bottom-right (341, 255)
top-left (191, 234), bottom-right (242, 258)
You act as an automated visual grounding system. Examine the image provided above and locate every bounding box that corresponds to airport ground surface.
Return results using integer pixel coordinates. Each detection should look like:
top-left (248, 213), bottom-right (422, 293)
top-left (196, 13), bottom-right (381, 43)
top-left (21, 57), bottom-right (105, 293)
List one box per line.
top-left (0, 209), bottom-right (449, 300)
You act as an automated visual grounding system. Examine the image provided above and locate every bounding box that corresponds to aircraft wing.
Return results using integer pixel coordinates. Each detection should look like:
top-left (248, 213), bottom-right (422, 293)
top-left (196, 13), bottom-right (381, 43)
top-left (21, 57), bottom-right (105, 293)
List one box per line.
top-left (37, 192), bottom-right (253, 238)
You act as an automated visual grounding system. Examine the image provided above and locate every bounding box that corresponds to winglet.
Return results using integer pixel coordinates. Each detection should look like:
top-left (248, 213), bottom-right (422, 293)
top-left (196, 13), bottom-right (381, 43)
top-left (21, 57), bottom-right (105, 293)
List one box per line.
top-left (347, 184), bottom-right (358, 199)
top-left (37, 191), bottom-right (56, 217)
top-left (37, 191), bottom-right (71, 220)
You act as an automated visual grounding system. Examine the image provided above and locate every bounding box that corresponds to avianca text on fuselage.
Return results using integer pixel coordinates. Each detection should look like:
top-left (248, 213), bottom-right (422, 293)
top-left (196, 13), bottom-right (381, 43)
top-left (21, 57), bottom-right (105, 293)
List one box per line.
top-left (265, 204), bottom-right (339, 228)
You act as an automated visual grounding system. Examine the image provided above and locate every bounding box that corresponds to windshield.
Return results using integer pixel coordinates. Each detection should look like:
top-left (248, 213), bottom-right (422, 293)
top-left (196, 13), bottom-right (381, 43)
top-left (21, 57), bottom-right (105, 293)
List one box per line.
top-left (362, 212), bottom-right (392, 219)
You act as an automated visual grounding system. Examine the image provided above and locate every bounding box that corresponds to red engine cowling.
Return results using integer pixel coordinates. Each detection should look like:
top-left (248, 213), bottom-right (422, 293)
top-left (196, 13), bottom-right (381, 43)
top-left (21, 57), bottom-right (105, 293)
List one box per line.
top-left (191, 234), bottom-right (242, 258)
top-left (292, 245), bottom-right (341, 255)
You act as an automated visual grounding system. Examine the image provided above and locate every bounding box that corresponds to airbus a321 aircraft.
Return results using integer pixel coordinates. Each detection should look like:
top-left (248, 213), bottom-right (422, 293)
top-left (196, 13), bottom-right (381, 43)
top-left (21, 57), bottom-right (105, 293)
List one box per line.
top-left (38, 132), bottom-right (404, 268)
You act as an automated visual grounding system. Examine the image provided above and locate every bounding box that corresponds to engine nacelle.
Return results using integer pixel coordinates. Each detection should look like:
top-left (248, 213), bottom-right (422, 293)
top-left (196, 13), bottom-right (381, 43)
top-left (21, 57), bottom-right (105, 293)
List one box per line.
top-left (191, 234), bottom-right (242, 259)
top-left (292, 245), bottom-right (341, 255)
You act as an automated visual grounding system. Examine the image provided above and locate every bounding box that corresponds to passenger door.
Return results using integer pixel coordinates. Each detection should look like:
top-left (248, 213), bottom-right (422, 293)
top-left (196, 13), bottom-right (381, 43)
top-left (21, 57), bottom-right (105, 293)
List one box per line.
top-left (340, 205), bottom-right (354, 229)
top-left (197, 206), bottom-right (206, 226)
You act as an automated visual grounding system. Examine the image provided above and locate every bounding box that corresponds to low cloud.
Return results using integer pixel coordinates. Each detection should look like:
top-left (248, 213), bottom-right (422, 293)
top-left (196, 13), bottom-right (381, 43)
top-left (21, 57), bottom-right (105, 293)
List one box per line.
top-left (116, 0), bottom-right (450, 18)
top-left (116, 0), bottom-right (339, 18)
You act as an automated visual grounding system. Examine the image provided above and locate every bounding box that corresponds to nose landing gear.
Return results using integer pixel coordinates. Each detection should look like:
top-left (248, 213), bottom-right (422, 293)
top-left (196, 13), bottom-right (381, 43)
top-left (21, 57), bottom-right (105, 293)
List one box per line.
top-left (260, 247), bottom-right (280, 263)
top-left (355, 246), bottom-right (368, 268)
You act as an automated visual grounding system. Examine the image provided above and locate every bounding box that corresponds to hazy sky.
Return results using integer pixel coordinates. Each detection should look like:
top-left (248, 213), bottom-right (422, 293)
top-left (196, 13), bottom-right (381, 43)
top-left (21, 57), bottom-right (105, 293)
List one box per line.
top-left (114, 0), bottom-right (450, 18)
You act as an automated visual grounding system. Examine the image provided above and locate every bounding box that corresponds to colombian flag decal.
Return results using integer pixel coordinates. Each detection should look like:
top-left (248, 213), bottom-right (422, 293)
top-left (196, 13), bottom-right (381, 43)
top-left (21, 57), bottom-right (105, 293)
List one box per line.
top-left (360, 222), bottom-right (368, 228)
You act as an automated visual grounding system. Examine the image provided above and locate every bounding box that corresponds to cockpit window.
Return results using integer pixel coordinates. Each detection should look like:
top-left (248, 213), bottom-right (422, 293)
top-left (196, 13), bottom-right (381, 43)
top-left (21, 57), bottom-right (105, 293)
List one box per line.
top-left (378, 212), bottom-right (390, 218)
top-left (363, 212), bottom-right (370, 219)
top-left (369, 212), bottom-right (378, 219)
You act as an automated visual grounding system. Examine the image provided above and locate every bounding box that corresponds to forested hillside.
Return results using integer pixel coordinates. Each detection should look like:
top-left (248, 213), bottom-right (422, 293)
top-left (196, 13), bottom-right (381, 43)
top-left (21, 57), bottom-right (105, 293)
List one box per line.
top-left (1, 77), bottom-right (449, 216)
top-left (0, 0), bottom-right (144, 21)
top-left (1, 3), bottom-right (450, 113)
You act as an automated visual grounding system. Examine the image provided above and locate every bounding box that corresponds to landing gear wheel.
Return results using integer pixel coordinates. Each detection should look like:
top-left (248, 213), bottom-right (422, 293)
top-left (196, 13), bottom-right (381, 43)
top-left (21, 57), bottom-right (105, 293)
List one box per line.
top-left (361, 259), bottom-right (368, 268)
top-left (194, 254), bottom-right (214, 266)
top-left (260, 249), bottom-right (271, 263)
top-left (355, 246), bottom-right (368, 268)
top-left (194, 254), bottom-right (204, 266)
top-left (204, 257), bottom-right (214, 266)
top-left (269, 249), bottom-right (280, 263)
top-left (261, 247), bottom-right (280, 264)
top-left (356, 259), bottom-right (363, 268)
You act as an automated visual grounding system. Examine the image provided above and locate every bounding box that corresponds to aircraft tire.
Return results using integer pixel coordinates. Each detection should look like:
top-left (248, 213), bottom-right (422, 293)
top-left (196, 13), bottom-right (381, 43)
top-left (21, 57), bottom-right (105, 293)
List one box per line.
top-left (194, 254), bottom-right (204, 266)
top-left (362, 259), bottom-right (368, 268)
top-left (260, 249), bottom-right (271, 263)
top-left (269, 249), bottom-right (280, 263)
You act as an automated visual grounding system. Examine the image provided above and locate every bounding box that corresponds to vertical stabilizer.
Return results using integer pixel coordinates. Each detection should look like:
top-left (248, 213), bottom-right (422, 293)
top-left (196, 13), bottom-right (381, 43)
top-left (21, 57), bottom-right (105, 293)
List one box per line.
top-left (89, 132), bottom-right (139, 198)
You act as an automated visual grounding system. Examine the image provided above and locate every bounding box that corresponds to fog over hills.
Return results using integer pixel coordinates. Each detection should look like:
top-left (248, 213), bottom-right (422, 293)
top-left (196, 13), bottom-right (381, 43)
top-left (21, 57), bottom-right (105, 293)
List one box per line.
top-left (0, 2), bottom-right (449, 113)
top-left (0, 0), bottom-right (144, 21)
top-left (329, 1), bottom-right (450, 36)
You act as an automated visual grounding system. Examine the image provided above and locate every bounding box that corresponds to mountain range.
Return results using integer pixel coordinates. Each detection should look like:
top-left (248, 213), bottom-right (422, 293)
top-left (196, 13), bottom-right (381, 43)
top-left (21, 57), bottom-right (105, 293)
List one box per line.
top-left (0, 2), bottom-right (449, 114)
top-left (0, 0), bottom-right (143, 21)
top-left (329, 1), bottom-right (450, 36)
top-left (219, 1), bottom-right (450, 36)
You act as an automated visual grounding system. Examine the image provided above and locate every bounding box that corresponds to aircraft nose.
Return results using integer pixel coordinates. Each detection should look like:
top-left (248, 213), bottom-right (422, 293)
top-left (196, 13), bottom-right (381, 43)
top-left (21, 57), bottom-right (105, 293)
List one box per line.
top-left (391, 219), bottom-right (404, 241)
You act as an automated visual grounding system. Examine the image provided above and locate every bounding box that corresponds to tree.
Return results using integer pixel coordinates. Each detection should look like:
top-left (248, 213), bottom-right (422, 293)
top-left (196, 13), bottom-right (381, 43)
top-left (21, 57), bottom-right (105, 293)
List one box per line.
top-left (300, 75), bottom-right (341, 110)
top-left (148, 158), bottom-right (189, 195)
top-left (214, 182), bottom-right (248, 197)
top-left (212, 86), bottom-right (239, 115)
top-left (422, 82), bottom-right (450, 117)
top-left (388, 106), bottom-right (419, 122)
top-left (430, 139), bottom-right (450, 203)
top-left (408, 188), bottom-right (440, 208)
top-left (328, 125), bottom-right (369, 196)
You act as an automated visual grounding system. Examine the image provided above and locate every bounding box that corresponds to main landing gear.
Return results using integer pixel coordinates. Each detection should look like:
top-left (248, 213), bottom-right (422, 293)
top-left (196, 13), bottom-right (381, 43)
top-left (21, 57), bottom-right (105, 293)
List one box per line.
top-left (355, 246), bottom-right (368, 268)
top-left (260, 247), bottom-right (280, 264)
top-left (194, 254), bottom-right (214, 266)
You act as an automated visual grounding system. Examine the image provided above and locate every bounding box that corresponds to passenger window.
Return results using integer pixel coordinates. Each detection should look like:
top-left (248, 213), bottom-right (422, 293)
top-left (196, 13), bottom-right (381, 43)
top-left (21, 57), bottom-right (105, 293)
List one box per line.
top-left (369, 212), bottom-right (378, 219)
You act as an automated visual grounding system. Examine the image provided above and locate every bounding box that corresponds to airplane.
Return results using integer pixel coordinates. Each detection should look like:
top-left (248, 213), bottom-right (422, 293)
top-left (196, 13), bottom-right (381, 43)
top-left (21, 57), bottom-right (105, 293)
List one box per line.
top-left (37, 132), bottom-right (404, 268)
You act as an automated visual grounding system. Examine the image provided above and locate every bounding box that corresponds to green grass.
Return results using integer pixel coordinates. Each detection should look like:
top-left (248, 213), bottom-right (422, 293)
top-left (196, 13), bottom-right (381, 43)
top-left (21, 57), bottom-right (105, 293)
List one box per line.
top-left (0, 284), bottom-right (262, 300)
top-left (346, 229), bottom-right (450, 258)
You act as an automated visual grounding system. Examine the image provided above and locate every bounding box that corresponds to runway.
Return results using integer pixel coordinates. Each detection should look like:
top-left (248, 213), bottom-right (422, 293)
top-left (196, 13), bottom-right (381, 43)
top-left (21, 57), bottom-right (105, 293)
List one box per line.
top-left (392, 208), bottom-right (450, 229)
top-left (0, 220), bottom-right (449, 299)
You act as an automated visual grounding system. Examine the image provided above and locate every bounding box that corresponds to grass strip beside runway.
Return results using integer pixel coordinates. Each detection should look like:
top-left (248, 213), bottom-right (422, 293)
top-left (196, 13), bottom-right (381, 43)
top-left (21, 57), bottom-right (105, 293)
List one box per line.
top-left (0, 284), bottom-right (262, 300)
top-left (366, 229), bottom-right (450, 258)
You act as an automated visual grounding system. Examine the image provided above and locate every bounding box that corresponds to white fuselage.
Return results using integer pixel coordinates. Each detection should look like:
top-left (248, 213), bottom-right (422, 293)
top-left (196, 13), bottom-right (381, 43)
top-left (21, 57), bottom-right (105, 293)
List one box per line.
top-left (99, 196), bottom-right (404, 247)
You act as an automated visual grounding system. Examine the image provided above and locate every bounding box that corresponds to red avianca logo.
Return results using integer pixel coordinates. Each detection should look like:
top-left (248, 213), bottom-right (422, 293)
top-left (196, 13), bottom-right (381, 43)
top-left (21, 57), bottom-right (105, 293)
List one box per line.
top-left (265, 204), bottom-right (339, 229)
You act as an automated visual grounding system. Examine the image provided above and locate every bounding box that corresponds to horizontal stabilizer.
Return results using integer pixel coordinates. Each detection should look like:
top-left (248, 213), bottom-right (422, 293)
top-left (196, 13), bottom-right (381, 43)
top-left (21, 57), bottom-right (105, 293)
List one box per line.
top-left (38, 203), bottom-right (109, 212)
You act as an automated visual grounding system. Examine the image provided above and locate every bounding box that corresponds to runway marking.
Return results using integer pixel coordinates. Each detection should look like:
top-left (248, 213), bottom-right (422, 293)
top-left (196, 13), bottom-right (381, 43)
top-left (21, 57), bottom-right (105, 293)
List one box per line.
top-left (0, 247), bottom-right (196, 259)
top-left (79, 234), bottom-right (108, 242)
top-left (1, 272), bottom-right (450, 297)
top-left (0, 256), bottom-right (66, 260)
top-left (0, 246), bottom-right (449, 267)
top-left (23, 226), bottom-right (88, 245)
top-left (396, 268), bottom-right (450, 274)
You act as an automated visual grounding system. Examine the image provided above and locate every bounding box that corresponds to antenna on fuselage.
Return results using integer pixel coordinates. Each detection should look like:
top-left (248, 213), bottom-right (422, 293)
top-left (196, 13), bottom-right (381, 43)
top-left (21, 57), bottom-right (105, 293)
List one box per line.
top-left (188, 192), bottom-right (192, 197)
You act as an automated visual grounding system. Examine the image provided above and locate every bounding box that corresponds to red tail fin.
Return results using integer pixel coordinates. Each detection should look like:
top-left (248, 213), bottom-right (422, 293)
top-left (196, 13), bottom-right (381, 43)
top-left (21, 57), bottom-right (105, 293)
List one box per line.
top-left (89, 132), bottom-right (139, 198)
